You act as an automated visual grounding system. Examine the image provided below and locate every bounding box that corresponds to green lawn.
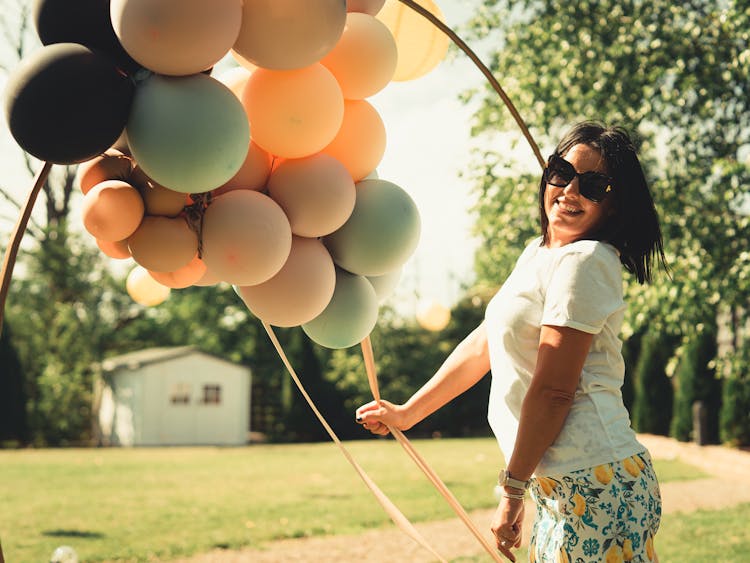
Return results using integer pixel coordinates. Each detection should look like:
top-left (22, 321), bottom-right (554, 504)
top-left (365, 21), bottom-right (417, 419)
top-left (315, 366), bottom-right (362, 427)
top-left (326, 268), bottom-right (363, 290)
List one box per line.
top-left (0, 438), bottom-right (706, 562)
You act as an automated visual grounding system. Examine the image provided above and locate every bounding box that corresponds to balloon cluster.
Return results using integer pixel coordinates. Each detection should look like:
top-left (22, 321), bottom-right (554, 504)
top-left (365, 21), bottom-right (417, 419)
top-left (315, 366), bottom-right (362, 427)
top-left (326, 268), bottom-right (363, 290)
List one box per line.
top-left (3, 0), bottom-right (449, 349)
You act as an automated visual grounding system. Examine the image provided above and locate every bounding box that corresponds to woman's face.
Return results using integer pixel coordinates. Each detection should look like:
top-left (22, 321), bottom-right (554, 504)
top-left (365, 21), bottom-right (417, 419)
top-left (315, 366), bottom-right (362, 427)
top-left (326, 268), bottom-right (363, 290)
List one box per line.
top-left (543, 143), bottom-right (613, 248)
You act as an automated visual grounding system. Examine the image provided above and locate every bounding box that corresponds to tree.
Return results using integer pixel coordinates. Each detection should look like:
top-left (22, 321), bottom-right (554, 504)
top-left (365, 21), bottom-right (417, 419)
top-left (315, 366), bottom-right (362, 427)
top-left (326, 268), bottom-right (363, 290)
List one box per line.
top-left (461, 0), bottom-right (750, 442)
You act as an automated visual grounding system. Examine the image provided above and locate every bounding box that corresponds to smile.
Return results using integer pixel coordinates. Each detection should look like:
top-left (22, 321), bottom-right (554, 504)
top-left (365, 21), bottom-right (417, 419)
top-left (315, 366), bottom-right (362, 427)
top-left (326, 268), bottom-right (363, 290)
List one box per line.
top-left (556, 201), bottom-right (583, 214)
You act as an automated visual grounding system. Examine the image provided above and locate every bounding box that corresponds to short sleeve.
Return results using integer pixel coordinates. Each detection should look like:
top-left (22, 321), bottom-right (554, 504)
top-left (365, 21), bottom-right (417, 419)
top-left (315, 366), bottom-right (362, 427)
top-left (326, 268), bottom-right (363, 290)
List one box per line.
top-left (541, 244), bottom-right (624, 334)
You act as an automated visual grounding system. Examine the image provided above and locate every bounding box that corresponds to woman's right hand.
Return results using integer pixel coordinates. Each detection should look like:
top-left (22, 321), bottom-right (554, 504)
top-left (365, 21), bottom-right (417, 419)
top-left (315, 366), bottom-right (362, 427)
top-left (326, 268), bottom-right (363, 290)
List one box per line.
top-left (355, 399), bottom-right (411, 436)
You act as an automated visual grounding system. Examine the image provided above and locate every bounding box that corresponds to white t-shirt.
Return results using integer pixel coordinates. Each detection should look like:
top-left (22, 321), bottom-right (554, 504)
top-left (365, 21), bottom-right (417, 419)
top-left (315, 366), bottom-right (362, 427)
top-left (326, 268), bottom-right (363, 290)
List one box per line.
top-left (484, 237), bottom-right (644, 476)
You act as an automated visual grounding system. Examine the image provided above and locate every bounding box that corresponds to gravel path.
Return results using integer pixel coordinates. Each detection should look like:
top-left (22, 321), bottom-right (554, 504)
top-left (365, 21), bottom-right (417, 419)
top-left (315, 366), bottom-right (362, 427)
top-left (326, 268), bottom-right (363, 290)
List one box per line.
top-left (168, 434), bottom-right (750, 563)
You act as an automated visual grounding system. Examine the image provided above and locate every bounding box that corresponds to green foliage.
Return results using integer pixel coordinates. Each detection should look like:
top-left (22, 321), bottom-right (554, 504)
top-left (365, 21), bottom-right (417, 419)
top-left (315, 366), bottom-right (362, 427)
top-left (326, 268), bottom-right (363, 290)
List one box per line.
top-left (631, 329), bottom-right (674, 435)
top-left (719, 340), bottom-right (750, 446)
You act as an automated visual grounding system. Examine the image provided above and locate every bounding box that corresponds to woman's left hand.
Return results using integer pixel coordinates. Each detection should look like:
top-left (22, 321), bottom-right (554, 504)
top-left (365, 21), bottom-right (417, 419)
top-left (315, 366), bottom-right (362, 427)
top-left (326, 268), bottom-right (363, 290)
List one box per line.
top-left (490, 496), bottom-right (525, 562)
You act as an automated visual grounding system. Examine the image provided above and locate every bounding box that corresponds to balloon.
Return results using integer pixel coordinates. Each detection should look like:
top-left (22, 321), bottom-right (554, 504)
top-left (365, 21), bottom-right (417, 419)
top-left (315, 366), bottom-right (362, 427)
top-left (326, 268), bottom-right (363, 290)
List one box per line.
top-left (4, 43), bottom-right (134, 164)
top-left (230, 50), bottom-right (259, 74)
top-left (128, 216), bottom-right (198, 272)
top-left (320, 13), bottom-right (397, 100)
top-left (76, 150), bottom-right (133, 194)
top-left (242, 65), bottom-right (344, 159)
top-left (192, 267), bottom-right (222, 287)
top-left (324, 179), bottom-right (421, 276)
top-left (127, 74), bottom-right (249, 193)
top-left (321, 99), bottom-right (386, 181)
top-left (33, 0), bottom-right (139, 73)
top-left (416, 300), bottom-right (451, 331)
top-left (148, 255), bottom-right (207, 289)
top-left (215, 66), bottom-right (253, 100)
top-left (126, 266), bottom-right (170, 306)
top-left (201, 190), bottom-right (292, 286)
top-left (377, 0), bottom-right (449, 81)
top-left (233, 0), bottom-right (346, 70)
top-left (301, 268), bottom-right (378, 349)
top-left (96, 238), bottom-right (131, 260)
top-left (237, 237), bottom-right (336, 327)
top-left (346, 0), bottom-right (386, 15)
top-left (267, 154), bottom-right (355, 238)
top-left (110, 0), bottom-right (243, 76)
top-left (213, 141), bottom-right (273, 195)
top-left (82, 180), bottom-right (144, 242)
top-left (129, 166), bottom-right (187, 217)
top-left (367, 267), bottom-right (401, 302)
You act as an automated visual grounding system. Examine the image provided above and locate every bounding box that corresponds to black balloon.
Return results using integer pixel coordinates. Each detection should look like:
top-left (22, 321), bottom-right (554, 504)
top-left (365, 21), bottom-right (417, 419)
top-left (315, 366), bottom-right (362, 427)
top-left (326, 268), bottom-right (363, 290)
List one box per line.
top-left (4, 43), bottom-right (135, 164)
top-left (33, 0), bottom-right (140, 74)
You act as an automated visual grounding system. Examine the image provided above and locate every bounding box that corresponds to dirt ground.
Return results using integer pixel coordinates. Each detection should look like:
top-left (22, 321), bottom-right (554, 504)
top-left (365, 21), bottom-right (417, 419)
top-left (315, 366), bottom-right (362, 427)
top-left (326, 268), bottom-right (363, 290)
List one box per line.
top-left (168, 434), bottom-right (750, 563)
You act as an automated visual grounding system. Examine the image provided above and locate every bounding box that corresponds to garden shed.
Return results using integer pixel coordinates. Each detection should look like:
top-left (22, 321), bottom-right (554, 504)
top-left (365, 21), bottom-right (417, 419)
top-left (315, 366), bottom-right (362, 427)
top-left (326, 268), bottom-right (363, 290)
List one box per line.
top-left (96, 346), bottom-right (251, 446)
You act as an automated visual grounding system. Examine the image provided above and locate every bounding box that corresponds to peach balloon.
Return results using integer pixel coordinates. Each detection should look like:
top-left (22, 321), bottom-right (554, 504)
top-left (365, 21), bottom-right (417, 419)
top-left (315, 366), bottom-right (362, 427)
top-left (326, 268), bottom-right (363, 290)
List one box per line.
top-left (77, 150), bottom-right (133, 194)
top-left (96, 238), bottom-right (131, 260)
top-left (215, 65), bottom-right (253, 100)
top-left (242, 65), bottom-right (344, 159)
top-left (192, 266), bottom-right (222, 287)
top-left (377, 0), bottom-right (449, 81)
top-left (201, 190), bottom-right (292, 286)
top-left (148, 254), bottom-right (207, 289)
top-left (237, 236), bottom-right (336, 327)
top-left (126, 266), bottom-right (171, 307)
top-left (213, 140), bottom-right (273, 195)
top-left (320, 13), bottom-right (397, 100)
top-left (82, 180), bottom-right (144, 242)
top-left (347, 0), bottom-right (386, 15)
top-left (110, 0), bottom-right (243, 76)
top-left (129, 165), bottom-right (186, 217)
top-left (267, 154), bottom-right (355, 238)
top-left (416, 300), bottom-right (451, 331)
top-left (321, 100), bottom-right (386, 181)
top-left (127, 216), bottom-right (198, 272)
top-left (233, 0), bottom-right (346, 70)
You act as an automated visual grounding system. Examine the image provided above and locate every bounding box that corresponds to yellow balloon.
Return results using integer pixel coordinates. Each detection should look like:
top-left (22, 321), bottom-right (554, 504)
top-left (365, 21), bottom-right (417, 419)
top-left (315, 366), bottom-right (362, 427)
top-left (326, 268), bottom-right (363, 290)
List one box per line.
top-left (126, 266), bottom-right (171, 306)
top-left (377, 0), bottom-right (449, 81)
top-left (416, 300), bottom-right (451, 331)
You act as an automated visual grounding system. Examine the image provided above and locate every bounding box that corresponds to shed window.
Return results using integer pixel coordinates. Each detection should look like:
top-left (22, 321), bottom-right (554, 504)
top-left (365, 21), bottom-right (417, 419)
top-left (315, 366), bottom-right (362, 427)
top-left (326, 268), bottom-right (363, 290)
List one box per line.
top-left (202, 384), bottom-right (221, 405)
top-left (170, 383), bottom-right (191, 405)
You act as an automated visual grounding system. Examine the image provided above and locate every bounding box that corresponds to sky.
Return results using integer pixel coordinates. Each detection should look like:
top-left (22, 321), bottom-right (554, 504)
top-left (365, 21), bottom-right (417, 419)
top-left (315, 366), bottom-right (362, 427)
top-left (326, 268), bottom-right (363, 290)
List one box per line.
top-left (0, 0), bottom-right (524, 316)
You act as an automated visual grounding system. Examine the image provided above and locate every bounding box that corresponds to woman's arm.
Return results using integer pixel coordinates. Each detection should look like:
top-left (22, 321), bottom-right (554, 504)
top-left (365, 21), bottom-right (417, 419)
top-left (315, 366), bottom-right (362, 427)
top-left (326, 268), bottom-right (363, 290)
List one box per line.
top-left (505, 324), bottom-right (593, 481)
top-left (356, 321), bottom-right (491, 435)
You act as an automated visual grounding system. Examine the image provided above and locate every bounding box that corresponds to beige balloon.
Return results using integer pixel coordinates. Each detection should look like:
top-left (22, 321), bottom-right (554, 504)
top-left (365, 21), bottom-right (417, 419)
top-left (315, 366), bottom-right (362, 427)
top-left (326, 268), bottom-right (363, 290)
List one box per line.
top-left (77, 150), bottom-right (132, 194)
top-left (126, 266), bottom-right (171, 306)
top-left (238, 236), bottom-right (336, 327)
top-left (233, 0), bottom-right (346, 70)
top-left (130, 165), bottom-right (187, 217)
top-left (416, 300), bottom-right (451, 331)
top-left (201, 190), bottom-right (292, 286)
top-left (82, 180), bottom-right (144, 242)
top-left (192, 266), bottom-right (222, 287)
top-left (212, 140), bottom-right (273, 194)
top-left (267, 154), bottom-right (356, 237)
top-left (128, 216), bottom-right (198, 272)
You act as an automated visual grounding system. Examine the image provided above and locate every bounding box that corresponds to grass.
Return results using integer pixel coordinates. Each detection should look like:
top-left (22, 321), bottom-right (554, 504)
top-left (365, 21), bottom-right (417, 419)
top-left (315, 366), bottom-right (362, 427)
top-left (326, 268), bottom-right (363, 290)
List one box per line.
top-left (0, 437), bottom-right (706, 562)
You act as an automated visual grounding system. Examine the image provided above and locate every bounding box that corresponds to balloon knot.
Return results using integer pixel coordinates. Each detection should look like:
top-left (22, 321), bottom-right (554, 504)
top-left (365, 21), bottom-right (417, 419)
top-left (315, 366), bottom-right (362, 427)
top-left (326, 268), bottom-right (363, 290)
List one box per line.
top-left (184, 193), bottom-right (213, 259)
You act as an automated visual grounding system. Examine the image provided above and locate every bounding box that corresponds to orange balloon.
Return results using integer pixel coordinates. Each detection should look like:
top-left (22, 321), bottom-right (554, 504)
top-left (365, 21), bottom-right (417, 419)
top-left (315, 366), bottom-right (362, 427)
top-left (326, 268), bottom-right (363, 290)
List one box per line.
top-left (320, 13), bottom-right (397, 100)
top-left (233, 0), bottom-right (346, 70)
top-left (148, 254), bottom-right (207, 289)
top-left (215, 65), bottom-right (253, 99)
top-left (96, 238), bottom-right (131, 260)
top-left (242, 65), bottom-right (344, 159)
top-left (126, 266), bottom-right (171, 306)
top-left (82, 180), bottom-right (144, 241)
top-left (321, 100), bottom-right (386, 181)
top-left (213, 140), bottom-right (273, 195)
top-left (77, 150), bottom-right (133, 194)
top-left (129, 165), bottom-right (186, 217)
top-left (127, 216), bottom-right (198, 272)
top-left (237, 236), bottom-right (336, 327)
top-left (377, 0), bottom-right (450, 81)
top-left (201, 190), bottom-right (292, 286)
top-left (267, 154), bottom-right (355, 238)
top-left (111, 0), bottom-right (243, 76)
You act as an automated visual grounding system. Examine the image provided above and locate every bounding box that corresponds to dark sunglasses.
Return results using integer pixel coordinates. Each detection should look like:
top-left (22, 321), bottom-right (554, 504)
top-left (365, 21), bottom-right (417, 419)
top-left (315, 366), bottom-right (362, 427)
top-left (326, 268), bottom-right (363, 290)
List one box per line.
top-left (543, 153), bottom-right (613, 203)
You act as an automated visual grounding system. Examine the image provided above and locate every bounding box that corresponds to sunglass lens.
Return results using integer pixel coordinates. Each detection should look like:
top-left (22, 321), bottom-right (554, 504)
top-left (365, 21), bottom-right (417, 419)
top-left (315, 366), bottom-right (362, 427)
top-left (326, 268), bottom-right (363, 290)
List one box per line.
top-left (579, 176), bottom-right (611, 203)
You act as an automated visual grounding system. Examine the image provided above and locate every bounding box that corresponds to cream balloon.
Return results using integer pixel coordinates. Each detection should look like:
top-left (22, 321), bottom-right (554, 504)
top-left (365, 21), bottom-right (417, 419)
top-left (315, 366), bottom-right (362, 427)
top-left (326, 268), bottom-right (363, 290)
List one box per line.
top-left (237, 237), bottom-right (336, 327)
top-left (267, 154), bottom-right (356, 238)
top-left (127, 216), bottom-right (198, 272)
top-left (416, 300), bottom-right (451, 331)
top-left (201, 190), bottom-right (292, 286)
top-left (126, 266), bottom-right (171, 306)
top-left (110, 0), bottom-right (243, 76)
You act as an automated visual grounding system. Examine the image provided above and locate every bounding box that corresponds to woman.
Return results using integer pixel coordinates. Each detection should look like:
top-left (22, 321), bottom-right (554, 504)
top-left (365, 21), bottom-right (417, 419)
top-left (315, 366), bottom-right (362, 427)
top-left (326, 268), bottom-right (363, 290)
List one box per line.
top-left (356, 122), bottom-right (665, 563)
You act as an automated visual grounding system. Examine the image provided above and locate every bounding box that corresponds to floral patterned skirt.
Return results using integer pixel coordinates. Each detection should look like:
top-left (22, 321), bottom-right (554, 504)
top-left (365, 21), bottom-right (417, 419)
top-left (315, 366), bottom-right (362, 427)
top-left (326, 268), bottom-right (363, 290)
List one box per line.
top-left (528, 451), bottom-right (662, 563)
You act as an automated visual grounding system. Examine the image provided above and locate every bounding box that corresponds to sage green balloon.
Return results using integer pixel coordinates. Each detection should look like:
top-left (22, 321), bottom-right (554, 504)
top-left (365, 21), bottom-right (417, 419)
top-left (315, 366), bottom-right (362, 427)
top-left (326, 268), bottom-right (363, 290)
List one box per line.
top-left (301, 268), bottom-right (378, 349)
top-left (324, 179), bottom-right (420, 276)
top-left (367, 267), bottom-right (401, 303)
top-left (126, 73), bottom-right (249, 193)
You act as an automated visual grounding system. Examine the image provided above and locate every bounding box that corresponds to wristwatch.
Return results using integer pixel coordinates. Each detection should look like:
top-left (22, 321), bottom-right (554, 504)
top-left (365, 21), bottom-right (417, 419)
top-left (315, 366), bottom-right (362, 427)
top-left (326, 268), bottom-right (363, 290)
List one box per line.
top-left (498, 469), bottom-right (530, 490)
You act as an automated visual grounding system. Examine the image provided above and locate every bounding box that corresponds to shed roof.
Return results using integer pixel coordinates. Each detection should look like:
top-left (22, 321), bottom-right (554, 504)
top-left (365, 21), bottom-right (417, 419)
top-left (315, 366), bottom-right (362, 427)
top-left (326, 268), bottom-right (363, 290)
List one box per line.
top-left (101, 346), bottom-right (199, 373)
